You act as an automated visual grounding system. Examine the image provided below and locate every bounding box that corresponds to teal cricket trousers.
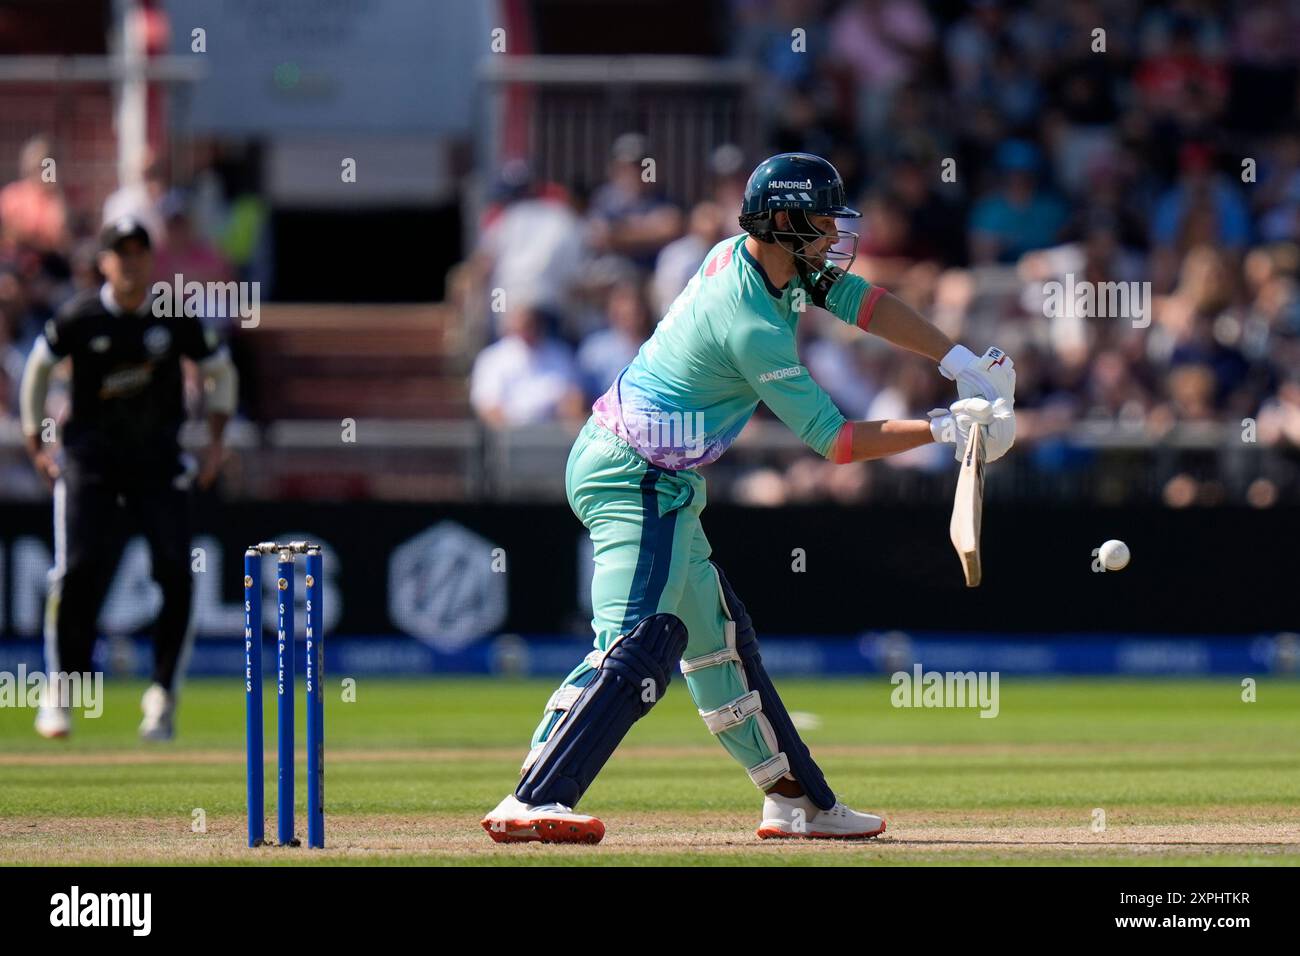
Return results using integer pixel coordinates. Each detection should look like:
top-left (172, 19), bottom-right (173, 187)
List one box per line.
top-left (520, 417), bottom-right (781, 788)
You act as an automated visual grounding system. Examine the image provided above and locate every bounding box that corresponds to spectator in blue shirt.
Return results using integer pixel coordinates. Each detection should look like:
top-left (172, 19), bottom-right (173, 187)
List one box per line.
top-left (1152, 143), bottom-right (1251, 251)
top-left (576, 279), bottom-right (652, 401)
top-left (587, 134), bottom-right (684, 271)
top-left (970, 140), bottom-right (1069, 264)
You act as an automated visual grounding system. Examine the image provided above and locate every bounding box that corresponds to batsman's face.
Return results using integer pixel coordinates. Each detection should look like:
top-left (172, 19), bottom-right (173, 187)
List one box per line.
top-left (778, 211), bottom-right (838, 262)
top-left (805, 214), bottom-right (838, 258)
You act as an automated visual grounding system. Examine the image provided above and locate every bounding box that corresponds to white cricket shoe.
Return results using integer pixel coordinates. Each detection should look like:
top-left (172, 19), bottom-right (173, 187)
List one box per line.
top-left (34, 702), bottom-right (71, 739)
top-left (138, 683), bottom-right (175, 741)
top-left (480, 793), bottom-right (605, 845)
top-left (756, 792), bottom-right (886, 840)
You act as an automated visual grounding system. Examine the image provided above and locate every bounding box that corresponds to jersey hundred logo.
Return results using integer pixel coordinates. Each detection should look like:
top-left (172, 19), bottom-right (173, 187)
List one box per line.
top-left (756, 365), bottom-right (803, 384)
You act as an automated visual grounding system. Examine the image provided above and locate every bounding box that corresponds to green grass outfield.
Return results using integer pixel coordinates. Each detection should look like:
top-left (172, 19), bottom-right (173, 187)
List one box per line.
top-left (1, 676), bottom-right (1297, 865)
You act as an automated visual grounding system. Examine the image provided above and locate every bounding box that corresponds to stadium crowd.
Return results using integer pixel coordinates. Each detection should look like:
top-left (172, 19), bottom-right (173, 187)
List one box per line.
top-left (460, 0), bottom-right (1300, 504)
top-left (2, 1), bottom-right (1298, 505)
top-left (0, 137), bottom-right (267, 445)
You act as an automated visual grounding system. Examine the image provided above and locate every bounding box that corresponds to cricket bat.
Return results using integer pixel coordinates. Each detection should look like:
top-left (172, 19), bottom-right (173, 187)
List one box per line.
top-left (949, 423), bottom-right (985, 587)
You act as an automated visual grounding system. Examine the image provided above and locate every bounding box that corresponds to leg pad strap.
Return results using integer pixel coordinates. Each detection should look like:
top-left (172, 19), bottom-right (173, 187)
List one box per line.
top-left (699, 689), bottom-right (762, 734)
top-left (747, 753), bottom-right (792, 790)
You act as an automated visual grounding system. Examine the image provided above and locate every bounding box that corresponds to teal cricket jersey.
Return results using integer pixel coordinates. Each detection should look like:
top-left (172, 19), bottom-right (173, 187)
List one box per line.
top-left (592, 234), bottom-right (877, 468)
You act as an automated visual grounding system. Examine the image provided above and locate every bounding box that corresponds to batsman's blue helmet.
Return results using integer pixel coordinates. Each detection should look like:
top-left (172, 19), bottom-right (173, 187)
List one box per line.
top-left (739, 152), bottom-right (860, 273)
top-left (740, 153), bottom-right (859, 228)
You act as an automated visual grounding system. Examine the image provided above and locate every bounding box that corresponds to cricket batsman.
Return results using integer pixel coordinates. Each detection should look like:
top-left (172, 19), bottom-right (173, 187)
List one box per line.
top-left (482, 153), bottom-right (1017, 843)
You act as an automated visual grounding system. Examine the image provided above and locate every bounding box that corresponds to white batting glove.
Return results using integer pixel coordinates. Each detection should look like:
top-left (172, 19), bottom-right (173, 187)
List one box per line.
top-left (940, 345), bottom-right (1017, 405)
top-left (928, 406), bottom-right (973, 461)
top-left (950, 396), bottom-right (1017, 463)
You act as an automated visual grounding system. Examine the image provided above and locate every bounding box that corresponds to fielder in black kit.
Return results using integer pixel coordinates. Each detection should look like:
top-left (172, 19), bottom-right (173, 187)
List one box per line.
top-left (19, 217), bottom-right (239, 740)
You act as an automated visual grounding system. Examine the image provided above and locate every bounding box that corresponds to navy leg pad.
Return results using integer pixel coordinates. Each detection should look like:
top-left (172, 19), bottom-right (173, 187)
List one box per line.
top-left (516, 614), bottom-right (688, 809)
top-left (714, 564), bottom-right (836, 811)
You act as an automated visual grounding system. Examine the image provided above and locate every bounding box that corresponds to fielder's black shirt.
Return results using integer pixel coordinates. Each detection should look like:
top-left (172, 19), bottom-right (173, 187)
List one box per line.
top-left (43, 286), bottom-right (220, 475)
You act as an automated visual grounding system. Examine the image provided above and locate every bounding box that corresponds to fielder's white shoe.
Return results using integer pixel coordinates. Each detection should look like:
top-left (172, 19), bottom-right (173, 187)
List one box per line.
top-left (138, 683), bottom-right (175, 741)
top-left (480, 793), bottom-right (605, 845)
top-left (756, 792), bottom-right (886, 840)
top-left (34, 702), bottom-right (71, 739)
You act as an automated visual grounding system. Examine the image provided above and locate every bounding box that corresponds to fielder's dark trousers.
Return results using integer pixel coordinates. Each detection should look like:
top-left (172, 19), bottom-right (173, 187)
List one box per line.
top-left (46, 458), bottom-right (194, 690)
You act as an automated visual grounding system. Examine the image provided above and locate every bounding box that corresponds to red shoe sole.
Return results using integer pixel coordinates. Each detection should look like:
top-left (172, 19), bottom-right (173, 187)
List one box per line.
top-left (756, 819), bottom-right (886, 840)
top-left (481, 815), bottom-right (606, 845)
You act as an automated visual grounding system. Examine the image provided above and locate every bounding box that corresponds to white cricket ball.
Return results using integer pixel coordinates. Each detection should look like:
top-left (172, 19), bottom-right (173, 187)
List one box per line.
top-left (1099, 539), bottom-right (1130, 571)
